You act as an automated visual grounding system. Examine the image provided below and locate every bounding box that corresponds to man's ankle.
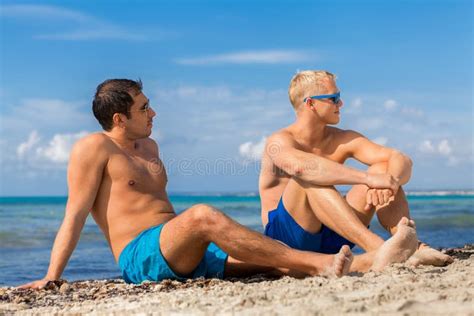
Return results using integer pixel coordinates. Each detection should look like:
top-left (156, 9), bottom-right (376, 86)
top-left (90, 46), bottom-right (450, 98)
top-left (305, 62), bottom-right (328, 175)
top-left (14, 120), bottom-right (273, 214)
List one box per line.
top-left (363, 239), bottom-right (384, 252)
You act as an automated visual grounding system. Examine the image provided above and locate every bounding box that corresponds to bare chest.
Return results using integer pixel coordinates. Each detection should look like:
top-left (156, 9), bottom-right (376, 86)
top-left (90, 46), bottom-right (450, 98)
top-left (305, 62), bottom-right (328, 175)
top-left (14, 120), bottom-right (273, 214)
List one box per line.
top-left (107, 152), bottom-right (167, 190)
top-left (303, 143), bottom-right (346, 163)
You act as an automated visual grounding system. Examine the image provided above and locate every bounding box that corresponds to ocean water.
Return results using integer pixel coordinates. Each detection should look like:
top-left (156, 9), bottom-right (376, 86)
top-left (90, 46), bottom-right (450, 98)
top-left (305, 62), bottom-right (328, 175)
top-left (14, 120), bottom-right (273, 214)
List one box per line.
top-left (0, 192), bottom-right (473, 287)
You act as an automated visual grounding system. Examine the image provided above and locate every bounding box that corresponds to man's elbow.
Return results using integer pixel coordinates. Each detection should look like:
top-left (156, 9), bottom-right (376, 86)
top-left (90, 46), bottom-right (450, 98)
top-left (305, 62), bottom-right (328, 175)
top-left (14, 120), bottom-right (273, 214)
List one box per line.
top-left (393, 151), bottom-right (413, 184)
top-left (406, 155), bottom-right (413, 169)
top-left (404, 154), bottom-right (413, 181)
top-left (288, 161), bottom-right (323, 184)
top-left (392, 150), bottom-right (413, 168)
top-left (286, 165), bottom-right (304, 178)
top-left (401, 152), bottom-right (413, 169)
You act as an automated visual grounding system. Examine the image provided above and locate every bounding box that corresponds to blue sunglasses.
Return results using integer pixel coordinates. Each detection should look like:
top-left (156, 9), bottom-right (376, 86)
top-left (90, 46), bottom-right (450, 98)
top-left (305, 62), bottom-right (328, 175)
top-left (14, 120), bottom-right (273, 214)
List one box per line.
top-left (303, 92), bottom-right (341, 105)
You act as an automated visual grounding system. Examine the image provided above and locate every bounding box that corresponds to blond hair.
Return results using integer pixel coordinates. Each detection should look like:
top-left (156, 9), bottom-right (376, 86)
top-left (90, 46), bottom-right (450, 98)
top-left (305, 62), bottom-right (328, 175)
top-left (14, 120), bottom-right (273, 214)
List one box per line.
top-left (288, 70), bottom-right (336, 110)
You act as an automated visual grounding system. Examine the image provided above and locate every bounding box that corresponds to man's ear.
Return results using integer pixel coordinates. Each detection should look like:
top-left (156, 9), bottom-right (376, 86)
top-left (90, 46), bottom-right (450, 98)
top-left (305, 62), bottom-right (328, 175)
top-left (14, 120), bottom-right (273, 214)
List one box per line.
top-left (112, 113), bottom-right (127, 128)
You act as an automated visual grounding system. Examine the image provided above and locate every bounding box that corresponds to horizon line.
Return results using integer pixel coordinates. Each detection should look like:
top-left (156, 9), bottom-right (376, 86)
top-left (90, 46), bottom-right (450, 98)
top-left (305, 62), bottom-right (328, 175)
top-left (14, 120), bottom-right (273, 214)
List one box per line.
top-left (1, 188), bottom-right (473, 199)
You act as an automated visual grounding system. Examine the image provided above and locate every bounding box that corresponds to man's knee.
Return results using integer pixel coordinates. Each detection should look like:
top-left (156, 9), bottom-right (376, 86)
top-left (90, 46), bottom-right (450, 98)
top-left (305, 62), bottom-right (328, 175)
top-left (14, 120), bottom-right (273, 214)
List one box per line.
top-left (367, 161), bottom-right (388, 174)
top-left (188, 203), bottom-right (226, 228)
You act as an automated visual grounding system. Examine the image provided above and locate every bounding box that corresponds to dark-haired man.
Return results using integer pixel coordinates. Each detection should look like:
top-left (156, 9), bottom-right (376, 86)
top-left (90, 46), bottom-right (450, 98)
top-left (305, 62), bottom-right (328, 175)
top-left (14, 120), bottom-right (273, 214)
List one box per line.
top-left (20, 79), bottom-right (417, 288)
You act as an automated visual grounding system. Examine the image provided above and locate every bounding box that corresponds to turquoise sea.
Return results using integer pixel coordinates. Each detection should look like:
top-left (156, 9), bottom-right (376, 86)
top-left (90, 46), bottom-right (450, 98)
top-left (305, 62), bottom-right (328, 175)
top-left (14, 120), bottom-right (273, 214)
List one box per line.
top-left (1, 192), bottom-right (473, 287)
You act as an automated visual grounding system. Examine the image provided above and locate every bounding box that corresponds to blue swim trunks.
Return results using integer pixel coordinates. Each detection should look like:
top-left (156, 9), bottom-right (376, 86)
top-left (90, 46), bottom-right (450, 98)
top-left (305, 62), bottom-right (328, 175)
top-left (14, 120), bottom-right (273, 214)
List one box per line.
top-left (118, 224), bottom-right (228, 284)
top-left (264, 198), bottom-right (355, 254)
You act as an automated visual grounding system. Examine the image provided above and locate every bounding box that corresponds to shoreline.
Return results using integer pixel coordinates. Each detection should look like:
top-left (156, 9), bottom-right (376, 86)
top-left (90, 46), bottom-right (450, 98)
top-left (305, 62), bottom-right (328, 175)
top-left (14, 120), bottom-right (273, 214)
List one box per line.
top-left (1, 245), bottom-right (473, 315)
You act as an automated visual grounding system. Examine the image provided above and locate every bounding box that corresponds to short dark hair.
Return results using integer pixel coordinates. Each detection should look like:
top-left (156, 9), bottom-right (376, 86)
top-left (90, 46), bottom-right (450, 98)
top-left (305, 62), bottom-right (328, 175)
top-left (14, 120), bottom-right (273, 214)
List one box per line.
top-left (92, 79), bottom-right (143, 131)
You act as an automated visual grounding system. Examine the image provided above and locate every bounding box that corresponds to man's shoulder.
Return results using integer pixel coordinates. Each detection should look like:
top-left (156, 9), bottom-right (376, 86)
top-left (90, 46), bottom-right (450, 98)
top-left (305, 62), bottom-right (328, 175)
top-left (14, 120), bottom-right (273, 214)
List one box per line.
top-left (267, 128), bottom-right (296, 143)
top-left (75, 132), bottom-right (110, 148)
top-left (328, 127), bottom-right (364, 142)
top-left (140, 137), bottom-right (158, 147)
top-left (71, 132), bottom-right (112, 158)
top-left (139, 137), bottom-right (159, 154)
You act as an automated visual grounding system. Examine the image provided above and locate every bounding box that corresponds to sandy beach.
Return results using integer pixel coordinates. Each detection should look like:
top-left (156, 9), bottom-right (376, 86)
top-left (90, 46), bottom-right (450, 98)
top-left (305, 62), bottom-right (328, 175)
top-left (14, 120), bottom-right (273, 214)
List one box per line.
top-left (1, 245), bottom-right (473, 315)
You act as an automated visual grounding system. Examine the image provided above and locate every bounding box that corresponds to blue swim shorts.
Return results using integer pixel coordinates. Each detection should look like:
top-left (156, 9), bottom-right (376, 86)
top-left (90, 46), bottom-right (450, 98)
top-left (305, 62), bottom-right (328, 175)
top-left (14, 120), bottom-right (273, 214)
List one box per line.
top-left (118, 224), bottom-right (228, 284)
top-left (264, 198), bottom-right (355, 254)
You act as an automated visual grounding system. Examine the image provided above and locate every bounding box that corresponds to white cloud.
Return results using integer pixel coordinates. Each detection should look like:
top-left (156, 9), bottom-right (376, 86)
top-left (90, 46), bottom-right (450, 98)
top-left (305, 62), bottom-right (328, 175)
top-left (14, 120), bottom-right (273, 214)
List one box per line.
top-left (437, 139), bottom-right (452, 156)
top-left (1, 97), bottom-right (99, 174)
top-left (174, 50), bottom-right (315, 65)
top-left (417, 139), bottom-right (463, 167)
top-left (17, 130), bottom-right (40, 158)
top-left (17, 130), bottom-right (90, 167)
top-left (419, 139), bottom-right (453, 157)
top-left (373, 136), bottom-right (388, 146)
top-left (2, 98), bottom-right (95, 135)
top-left (419, 140), bottom-right (435, 153)
top-left (239, 137), bottom-right (266, 161)
top-left (0, 4), bottom-right (147, 41)
top-left (384, 99), bottom-right (398, 111)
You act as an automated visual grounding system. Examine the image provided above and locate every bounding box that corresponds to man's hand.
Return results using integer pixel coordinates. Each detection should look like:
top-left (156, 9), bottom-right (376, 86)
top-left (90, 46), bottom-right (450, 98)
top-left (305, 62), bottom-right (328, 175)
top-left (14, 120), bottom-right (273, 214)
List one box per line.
top-left (364, 188), bottom-right (395, 211)
top-left (365, 173), bottom-right (400, 211)
top-left (17, 278), bottom-right (54, 290)
top-left (366, 173), bottom-right (400, 193)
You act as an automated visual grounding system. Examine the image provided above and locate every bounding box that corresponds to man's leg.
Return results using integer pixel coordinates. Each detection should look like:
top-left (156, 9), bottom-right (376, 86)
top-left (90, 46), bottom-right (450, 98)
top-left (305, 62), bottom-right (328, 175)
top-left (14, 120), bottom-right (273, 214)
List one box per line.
top-left (224, 257), bottom-right (308, 278)
top-left (282, 179), bottom-right (384, 252)
top-left (345, 162), bottom-right (410, 234)
top-left (279, 177), bottom-right (420, 272)
top-left (346, 162), bottom-right (453, 266)
top-left (159, 204), bottom-right (353, 278)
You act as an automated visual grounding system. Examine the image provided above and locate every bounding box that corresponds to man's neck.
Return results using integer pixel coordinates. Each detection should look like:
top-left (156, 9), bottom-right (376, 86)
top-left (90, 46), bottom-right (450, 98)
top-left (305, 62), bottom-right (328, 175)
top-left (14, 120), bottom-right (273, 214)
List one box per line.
top-left (103, 130), bottom-right (138, 151)
top-left (292, 114), bottom-right (327, 146)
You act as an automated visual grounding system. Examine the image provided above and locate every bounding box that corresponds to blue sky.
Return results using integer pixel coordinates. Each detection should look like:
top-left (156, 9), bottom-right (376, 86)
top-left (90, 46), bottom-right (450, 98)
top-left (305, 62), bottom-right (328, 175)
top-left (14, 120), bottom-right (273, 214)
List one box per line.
top-left (0, 0), bottom-right (472, 196)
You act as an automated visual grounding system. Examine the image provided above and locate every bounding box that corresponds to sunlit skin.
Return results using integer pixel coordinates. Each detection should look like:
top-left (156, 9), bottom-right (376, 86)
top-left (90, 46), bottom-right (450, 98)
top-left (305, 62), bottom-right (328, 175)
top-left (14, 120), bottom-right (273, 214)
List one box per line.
top-left (18, 76), bottom-right (451, 290)
top-left (19, 89), bottom-right (360, 289)
top-left (259, 76), bottom-right (453, 271)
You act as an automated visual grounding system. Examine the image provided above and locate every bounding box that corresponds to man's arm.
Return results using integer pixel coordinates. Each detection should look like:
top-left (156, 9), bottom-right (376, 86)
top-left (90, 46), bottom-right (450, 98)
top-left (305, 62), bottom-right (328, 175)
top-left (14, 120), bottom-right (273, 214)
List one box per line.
top-left (265, 132), bottom-right (398, 191)
top-left (344, 130), bottom-right (413, 185)
top-left (343, 130), bottom-right (413, 208)
top-left (19, 134), bottom-right (108, 289)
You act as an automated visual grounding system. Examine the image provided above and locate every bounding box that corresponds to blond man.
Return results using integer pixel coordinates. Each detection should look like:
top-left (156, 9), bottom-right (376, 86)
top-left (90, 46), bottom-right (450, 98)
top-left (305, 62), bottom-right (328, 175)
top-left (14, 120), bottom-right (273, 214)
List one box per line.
top-left (259, 71), bottom-right (453, 271)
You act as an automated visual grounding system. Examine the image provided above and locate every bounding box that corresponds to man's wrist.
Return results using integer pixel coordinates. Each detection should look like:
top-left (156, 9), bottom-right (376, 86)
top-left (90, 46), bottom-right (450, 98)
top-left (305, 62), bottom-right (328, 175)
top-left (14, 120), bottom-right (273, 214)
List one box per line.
top-left (360, 171), bottom-right (369, 185)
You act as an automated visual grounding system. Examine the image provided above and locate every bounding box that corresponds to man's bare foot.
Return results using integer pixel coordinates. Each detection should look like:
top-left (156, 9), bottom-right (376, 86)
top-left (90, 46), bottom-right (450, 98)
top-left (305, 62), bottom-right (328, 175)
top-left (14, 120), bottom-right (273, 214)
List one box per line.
top-left (370, 217), bottom-right (418, 272)
top-left (323, 245), bottom-right (353, 277)
top-left (407, 243), bottom-right (454, 267)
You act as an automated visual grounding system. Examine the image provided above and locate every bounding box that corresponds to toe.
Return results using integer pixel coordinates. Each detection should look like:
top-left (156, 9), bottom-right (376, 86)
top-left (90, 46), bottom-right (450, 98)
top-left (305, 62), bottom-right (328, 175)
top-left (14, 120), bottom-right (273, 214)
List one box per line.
top-left (335, 262), bottom-right (343, 277)
top-left (341, 245), bottom-right (351, 256)
top-left (398, 217), bottom-right (409, 227)
top-left (446, 255), bottom-right (454, 264)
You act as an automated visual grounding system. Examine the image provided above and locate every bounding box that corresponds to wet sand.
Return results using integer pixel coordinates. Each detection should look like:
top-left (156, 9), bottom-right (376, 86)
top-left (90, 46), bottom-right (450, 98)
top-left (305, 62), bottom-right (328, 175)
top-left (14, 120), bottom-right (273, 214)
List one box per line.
top-left (1, 245), bottom-right (473, 315)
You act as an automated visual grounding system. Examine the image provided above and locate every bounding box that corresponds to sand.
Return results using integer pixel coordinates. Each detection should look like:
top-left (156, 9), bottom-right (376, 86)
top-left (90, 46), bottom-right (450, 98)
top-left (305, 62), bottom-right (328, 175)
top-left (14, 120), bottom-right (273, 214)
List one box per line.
top-left (1, 245), bottom-right (473, 315)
